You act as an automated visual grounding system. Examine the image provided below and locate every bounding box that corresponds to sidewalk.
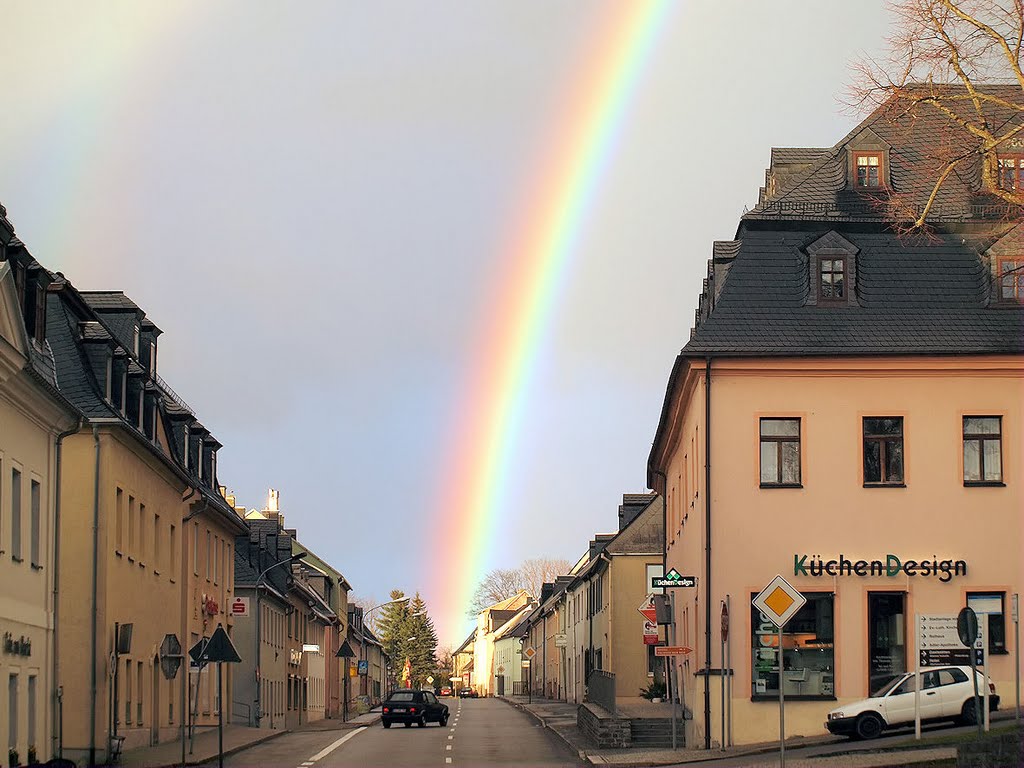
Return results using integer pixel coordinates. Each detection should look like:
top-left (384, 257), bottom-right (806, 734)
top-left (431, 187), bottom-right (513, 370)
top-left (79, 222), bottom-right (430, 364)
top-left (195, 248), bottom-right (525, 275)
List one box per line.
top-left (500, 694), bottom-right (1019, 767)
top-left (118, 710), bottom-right (380, 768)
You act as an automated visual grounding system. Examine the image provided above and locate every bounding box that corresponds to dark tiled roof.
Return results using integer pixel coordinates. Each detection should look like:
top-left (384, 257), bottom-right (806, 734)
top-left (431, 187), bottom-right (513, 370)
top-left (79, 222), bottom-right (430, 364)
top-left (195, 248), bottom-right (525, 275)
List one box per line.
top-left (683, 229), bottom-right (1024, 356)
top-left (80, 291), bottom-right (141, 311)
top-left (770, 148), bottom-right (828, 165)
top-left (46, 295), bottom-right (118, 418)
top-left (749, 84), bottom-right (1024, 221)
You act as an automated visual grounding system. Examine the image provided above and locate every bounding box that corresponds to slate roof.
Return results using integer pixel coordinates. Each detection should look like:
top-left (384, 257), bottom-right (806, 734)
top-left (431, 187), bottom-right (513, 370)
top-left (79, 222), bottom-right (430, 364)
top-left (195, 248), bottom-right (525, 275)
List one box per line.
top-left (683, 229), bottom-right (1024, 356)
top-left (748, 84), bottom-right (1024, 222)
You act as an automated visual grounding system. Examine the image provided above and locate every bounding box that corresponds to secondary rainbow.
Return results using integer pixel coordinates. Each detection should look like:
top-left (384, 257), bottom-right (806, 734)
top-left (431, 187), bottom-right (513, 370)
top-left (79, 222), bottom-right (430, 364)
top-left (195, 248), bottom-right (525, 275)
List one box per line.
top-left (432, 1), bottom-right (676, 645)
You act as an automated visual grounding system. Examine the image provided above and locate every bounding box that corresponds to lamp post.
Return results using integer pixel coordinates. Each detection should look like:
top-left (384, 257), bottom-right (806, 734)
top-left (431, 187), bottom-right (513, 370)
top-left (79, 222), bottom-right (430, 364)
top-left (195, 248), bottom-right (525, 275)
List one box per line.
top-left (254, 551), bottom-right (307, 727)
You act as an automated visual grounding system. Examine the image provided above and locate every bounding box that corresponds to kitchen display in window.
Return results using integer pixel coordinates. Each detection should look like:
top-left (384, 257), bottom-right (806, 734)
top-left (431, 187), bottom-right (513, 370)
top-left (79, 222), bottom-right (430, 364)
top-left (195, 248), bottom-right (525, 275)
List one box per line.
top-left (751, 593), bottom-right (834, 698)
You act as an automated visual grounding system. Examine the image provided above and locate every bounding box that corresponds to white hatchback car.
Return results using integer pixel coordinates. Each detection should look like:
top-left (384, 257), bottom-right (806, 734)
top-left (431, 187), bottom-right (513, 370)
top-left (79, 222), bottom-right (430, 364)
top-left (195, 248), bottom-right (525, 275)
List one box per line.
top-left (825, 666), bottom-right (998, 739)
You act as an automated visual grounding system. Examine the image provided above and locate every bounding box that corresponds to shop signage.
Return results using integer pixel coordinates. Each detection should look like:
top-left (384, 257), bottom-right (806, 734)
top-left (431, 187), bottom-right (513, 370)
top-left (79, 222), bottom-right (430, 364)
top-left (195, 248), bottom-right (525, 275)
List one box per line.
top-left (793, 554), bottom-right (967, 582)
top-left (652, 569), bottom-right (696, 589)
top-left (230, 597), bottom-right (249, 617)
top-left (3, 633), bottom-right (31, 657)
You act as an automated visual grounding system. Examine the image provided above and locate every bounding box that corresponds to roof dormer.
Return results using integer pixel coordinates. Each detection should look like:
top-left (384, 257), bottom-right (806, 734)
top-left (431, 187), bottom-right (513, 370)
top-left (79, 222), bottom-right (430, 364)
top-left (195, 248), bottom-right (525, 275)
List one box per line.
top-left (804, 231), bottom-right (860, 307)
top-left (845, 128), bottom-right (892, 192)
top-left (983, 224), bottom-right (1024, 305)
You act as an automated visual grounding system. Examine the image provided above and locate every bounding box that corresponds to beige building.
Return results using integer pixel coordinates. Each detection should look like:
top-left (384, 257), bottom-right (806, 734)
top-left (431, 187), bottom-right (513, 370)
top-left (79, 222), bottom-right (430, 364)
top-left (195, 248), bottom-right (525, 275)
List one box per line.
top-left (472, 591), bottom-right (531, 697)
top-left (648, 90), bottom-right (1023, 747)
top-left (0, 245), bottom-right (78, 765)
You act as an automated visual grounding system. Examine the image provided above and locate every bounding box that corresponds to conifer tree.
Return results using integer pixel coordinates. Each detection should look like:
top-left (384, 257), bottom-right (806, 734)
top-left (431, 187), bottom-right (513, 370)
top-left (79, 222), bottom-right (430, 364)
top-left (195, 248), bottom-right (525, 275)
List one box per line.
top-left (405, 593), bottom-right (439, 688)
top-left (376, 589), bottom-right (410, 671)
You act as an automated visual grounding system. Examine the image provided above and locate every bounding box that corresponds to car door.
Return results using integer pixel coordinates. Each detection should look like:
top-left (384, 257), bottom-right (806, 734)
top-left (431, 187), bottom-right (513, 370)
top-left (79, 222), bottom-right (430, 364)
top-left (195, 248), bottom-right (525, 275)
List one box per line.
top-left (933, 667), bottom-right (971, 718)
top-left (883, 672), bottom-right (942, 725)
top-left (423, 691), bottom-right (441, 720)
top-left (918, 671), bottom-right (945, 720)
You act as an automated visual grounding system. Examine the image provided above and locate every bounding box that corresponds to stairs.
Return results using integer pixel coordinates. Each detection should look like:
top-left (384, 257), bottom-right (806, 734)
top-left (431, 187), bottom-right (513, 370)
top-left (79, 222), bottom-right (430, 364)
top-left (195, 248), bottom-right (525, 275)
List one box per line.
top-left (630, 718), bottom-right (682, 749)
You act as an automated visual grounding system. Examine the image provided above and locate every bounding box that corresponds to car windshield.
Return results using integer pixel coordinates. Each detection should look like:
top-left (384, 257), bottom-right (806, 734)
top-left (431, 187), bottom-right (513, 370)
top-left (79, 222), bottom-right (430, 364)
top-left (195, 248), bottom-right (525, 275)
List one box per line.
top-left (389, 692), bottom-right (417, 702)
top-left (870, 674), bottom-right (906, 697)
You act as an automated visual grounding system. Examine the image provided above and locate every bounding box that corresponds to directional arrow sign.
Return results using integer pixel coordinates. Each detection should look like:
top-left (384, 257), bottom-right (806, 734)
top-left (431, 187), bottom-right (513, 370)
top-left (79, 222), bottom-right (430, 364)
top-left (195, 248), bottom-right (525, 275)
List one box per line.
top-left (637, 593), bottom-right (658, 623)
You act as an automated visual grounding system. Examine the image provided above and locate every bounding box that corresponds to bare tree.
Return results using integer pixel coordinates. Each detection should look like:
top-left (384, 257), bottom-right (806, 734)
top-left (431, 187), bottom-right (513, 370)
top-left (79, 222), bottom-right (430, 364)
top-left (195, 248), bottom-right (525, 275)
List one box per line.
top-left (849, 0), bottom-right (1024, 229)
top-left (466, 557), bottom-right (573, 617)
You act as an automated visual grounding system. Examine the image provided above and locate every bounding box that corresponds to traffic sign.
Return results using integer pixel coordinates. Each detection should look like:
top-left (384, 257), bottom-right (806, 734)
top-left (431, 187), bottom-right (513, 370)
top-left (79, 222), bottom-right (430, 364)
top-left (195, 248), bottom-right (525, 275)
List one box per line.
top-left (752, 575), bottom-right (806, 629)
top-left (159, 634), bottom-right (182, 680)
top-left (197, 625), bottom-right (241, 664)
top-left (652, 569), bottom-right (696, 589)
top-left (643, 619), bottom-right (659, 645)
top-left (637, 594), bottom-right (658, 623)
top-left (523, 646), bottom-right (537, 660)
top-left (958, 607), bottom-right (979, 648)
top-left (654, 646), bottom-right (692, 656)
top-left (721, 602), bottom-right (730, 643)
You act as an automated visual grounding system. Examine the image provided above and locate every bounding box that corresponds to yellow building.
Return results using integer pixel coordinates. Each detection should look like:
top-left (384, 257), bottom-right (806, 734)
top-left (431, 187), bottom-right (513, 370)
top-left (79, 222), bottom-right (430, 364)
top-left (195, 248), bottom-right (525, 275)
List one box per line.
top-left (0, 240), bottom-right (78, 765)
top-left (648, 91), bottom-right (1023, 747)
top-left (43, 278), bottom-right (246, 764)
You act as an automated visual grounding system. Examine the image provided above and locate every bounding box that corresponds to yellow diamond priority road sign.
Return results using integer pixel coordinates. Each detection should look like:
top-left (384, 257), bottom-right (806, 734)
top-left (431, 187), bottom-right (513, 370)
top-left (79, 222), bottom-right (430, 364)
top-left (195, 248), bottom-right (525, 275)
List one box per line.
top-left (752, 575), bottom-right (806, 629)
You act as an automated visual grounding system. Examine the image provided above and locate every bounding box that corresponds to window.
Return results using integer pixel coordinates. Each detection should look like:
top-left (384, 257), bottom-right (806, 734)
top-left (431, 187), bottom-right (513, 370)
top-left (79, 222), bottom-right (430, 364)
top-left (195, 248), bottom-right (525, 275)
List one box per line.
top-left (11, 468), bottom-right (21, 561)
top-left (116, 488), bottom-right (124, 552)
top-left (133, 325), bottom-right (140, 356)
top-left (125, 658), bottom-right (132, 724)
top-left (998, 259), bottom-right (1024, 302)
top-left (30, 479), bottom-right (40, 567)
top-left (34, 282), bottom-right (46, 344)
top-left (149, 341), bottom-right (157, 375)
top-left (183, 426), bottom-right (190, 469)
top-left (8, 674), bottom-right (17, 750)
top-left (818, 257), bottom-right (845, 301)
top-left (963, 416), bottom-right (1002, 484)
top-left (170, 524), bottom-right (176, 578)
top-left (27, 675), bottom-right (36, 750)
top-left (855, 152), bottom-right (882, 187)
top-left (128, 495), bottom-right (136, 556)
top-left (153, 513), bottom-right (161, 570)
top-left (137, 661), bottom-right (143, 724)
top-left (863, 417), bottom-right (904, 485)
top-left (138, 502), bottom-right (146, 563)
top-left (193, 523), bottom-right (199, 575)
top-left (997, 155), bottom-right (1024, 190)
top-left (760, 418), bottom-right (801, 486)
top-left (967, 593), bottom-right (1007, 654)
top-left (206, 530), bottom-right (211, 580)
top-left (752, 592), bottom-right (834, 699)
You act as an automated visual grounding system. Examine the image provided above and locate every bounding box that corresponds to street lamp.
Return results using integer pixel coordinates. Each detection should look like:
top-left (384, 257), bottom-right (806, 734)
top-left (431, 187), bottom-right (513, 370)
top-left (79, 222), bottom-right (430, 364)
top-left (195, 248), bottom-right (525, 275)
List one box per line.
top-left (254, 551), bottom-right (307, 727)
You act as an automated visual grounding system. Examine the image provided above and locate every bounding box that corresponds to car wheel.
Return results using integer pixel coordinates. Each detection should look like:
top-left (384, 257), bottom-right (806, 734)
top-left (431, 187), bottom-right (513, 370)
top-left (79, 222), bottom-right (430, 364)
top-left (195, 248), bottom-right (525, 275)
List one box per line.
top-left (854, 713), bottom-right (884, 740)
top-left (960, 700), bottom-right (980, 726)
top-left (382, 720), bottom-right (391, 729)
top-left (440, 714), bottom-right (449, 727)
top-left (417, 716), bottom-right (427, 728)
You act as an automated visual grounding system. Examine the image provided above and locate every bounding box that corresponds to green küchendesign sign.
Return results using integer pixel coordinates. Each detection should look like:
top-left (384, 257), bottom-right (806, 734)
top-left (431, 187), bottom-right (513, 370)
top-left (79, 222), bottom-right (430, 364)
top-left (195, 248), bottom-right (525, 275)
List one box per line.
top-left (793, 554), bottom-right (967, 583)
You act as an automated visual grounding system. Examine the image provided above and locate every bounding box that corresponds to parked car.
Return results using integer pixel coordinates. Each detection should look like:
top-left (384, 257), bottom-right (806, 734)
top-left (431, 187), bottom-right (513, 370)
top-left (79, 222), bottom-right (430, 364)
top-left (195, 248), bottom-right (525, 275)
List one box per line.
top-left (825, 666), bottom-right (999, 739)
top-left (458, 687), bottom-right (478, 698)
top-left (381, 689), bottom-right (449, 728)
top-left (440, 686), bottom-right (452, 696)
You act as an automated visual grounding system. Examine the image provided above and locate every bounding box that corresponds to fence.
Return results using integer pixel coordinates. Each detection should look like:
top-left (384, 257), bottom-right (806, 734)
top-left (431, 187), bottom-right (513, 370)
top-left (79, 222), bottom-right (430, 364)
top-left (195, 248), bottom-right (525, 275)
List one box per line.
top-left (512, 680), bottom-right (527, 695)
top-left (586, 669), bottom-right (616, 714)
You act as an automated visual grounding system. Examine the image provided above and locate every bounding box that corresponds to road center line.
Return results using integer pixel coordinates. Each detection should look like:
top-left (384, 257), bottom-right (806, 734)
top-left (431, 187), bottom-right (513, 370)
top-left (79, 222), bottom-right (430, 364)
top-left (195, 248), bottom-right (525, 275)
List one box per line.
top-left (307, 727), bottom-right (366, 762)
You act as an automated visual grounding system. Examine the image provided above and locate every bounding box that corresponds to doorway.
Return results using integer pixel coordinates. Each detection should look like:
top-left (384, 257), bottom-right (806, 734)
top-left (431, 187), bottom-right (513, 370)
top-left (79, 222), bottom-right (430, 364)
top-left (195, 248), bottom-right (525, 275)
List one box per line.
top-left (867, 592), bottom-right (906, 694)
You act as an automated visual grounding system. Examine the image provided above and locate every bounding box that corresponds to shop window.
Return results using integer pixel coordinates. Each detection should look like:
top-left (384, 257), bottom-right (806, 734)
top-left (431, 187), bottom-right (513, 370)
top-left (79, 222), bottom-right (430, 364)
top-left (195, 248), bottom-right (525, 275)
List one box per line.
top-left (967, 593), bottom-right (1007, 654)
top-left (963, 416), bottom-right (1002, 484)
top-left (751, 592), bottom-right (834, 699)
top-left (998, 259), bottom-right (1024, 302)
top-left (868, 592), bottom-right (906, 693)
top-left (863, 417), bottom-right (904, 485)
top-left (997, 155), bottom-right (1024, 190)
top-left (855, 152), bottom-right (883, 188)
top-left (760, 418), bottom-right (801, 486)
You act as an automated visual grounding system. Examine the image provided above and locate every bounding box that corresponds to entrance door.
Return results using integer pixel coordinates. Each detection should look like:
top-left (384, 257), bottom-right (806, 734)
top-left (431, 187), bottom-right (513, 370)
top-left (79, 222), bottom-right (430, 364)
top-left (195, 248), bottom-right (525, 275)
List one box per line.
top-left (868, 592), bottom-right (906, 694)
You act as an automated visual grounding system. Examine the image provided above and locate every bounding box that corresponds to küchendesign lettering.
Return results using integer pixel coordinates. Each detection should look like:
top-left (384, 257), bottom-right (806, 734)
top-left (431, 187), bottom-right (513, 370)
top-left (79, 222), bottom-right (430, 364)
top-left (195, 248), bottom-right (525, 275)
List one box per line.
top-left (793, 554), bottom-right (966, 583)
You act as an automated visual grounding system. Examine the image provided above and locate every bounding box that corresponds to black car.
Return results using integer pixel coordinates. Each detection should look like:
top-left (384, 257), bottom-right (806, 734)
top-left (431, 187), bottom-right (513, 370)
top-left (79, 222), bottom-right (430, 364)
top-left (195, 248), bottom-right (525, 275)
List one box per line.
top-left (381, 689), bottom-right (449, 728)
top-left (458, 687), bottom-right (478, 698)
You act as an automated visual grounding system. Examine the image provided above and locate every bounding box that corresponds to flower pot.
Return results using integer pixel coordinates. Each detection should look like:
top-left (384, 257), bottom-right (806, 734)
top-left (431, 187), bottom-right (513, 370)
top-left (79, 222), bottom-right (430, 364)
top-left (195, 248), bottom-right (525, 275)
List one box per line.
top-left (650, 697), bottom-right (662, 704)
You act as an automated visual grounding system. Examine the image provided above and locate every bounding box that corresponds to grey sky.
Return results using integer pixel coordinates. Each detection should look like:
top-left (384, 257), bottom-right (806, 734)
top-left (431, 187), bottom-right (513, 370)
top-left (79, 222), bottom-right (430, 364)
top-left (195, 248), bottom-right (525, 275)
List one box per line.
top-left (2, 1), bottom-right (891, 643)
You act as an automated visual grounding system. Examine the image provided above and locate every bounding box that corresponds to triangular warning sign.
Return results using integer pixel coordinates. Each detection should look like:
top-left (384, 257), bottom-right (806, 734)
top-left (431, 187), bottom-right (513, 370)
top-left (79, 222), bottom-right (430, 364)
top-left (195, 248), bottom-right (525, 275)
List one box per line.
top-left (201, 625), bottom-right (241, 663)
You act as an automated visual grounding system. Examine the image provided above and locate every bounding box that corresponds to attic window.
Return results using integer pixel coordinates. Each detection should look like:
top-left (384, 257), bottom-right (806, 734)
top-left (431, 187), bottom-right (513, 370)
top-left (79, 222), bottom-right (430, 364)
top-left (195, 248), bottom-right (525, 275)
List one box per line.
top-left (998, 258), bottom-right (1024, 302)
top-left (854, 152), bottom-right (882, 188)
top-left (133, 325), bottom-right (140, 356)
top-left (818, 257), bottom-right (846, 302)
top-left (997, 155), bottom-right (1024, 191)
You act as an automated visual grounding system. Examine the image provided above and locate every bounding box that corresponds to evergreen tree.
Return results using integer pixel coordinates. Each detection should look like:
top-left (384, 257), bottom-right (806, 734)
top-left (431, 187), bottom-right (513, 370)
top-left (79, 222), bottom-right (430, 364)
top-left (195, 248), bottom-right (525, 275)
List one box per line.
top-left (376, 589), bottom-right (410, 673)
top-left (405, 593), bottom-right (439, 689)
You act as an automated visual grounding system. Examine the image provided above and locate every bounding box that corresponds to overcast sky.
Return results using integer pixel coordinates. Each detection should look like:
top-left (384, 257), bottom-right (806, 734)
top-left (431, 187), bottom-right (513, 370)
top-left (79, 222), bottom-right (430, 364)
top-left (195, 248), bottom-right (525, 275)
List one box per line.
top-left (3, 1), bottom-right (891, 644)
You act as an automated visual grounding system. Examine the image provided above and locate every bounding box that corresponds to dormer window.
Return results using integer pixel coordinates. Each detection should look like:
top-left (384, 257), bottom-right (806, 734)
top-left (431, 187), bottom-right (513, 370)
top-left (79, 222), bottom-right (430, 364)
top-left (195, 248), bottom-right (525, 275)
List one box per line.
top-left (818, 257), bottom-right (846, 301)
top-left (997, 155), bottom-right (1023, 190)
top-left (999, 258), bottom-right (1024, 302)
top-left (33, 281), bottom-right (46, 344)
top-left (854, 152), bottom-right (883, 188)
top-left (105, 353), bottom-right (113, 401)
top-left (133, 325), bottom-right (140, 356)
top-left (149, 341), bottom-right (157, 376)
top-left (183, 426), bottom-right (190, 469)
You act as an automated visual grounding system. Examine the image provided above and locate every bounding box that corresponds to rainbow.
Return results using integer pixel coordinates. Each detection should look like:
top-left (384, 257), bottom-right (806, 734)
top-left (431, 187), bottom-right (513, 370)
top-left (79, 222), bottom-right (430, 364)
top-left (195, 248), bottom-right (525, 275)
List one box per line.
top-left (432, 1), bottom-right (676, 645)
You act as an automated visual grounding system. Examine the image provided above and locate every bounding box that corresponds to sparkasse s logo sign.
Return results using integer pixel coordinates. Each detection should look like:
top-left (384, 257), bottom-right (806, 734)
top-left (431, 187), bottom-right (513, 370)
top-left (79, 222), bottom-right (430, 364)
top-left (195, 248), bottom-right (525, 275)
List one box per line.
top-left (794, 554), bottom-right (967, 583)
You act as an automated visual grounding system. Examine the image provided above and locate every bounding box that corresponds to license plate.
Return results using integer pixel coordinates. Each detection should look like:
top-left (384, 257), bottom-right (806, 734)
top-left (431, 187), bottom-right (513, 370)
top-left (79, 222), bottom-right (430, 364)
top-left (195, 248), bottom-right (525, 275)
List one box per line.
top-left (393, 707), bottom-right (406, 712)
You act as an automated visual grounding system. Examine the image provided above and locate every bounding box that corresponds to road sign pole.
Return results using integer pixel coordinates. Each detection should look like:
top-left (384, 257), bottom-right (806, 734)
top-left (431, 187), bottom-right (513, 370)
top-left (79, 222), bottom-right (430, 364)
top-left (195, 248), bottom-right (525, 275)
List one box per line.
top-left (726, 594), bottom-right (732, 749)
top-left (218, 662), bottom-right (224, 768)
top-left (778, 624), bottom-right (785, 768)
top-left (720, 602), bottom-right (725, 752)
top-left (914, 614), bottom-right (921, 740)
top-left (1014, 594), bottom-right (1019, 725)
top-left (982, 614), bottom-right (990, 732)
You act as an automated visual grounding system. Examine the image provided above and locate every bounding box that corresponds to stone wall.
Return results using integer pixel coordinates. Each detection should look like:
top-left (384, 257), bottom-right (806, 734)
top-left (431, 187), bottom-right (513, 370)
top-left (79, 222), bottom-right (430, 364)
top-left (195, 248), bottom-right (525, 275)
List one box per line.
top-left (578, 703), bottom-right (631, 749)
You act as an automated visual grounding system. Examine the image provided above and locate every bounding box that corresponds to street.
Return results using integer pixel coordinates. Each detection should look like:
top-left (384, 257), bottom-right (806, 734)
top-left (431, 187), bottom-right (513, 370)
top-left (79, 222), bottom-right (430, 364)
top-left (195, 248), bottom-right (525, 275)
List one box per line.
top-left (213, 698), bottom-right (582, 768)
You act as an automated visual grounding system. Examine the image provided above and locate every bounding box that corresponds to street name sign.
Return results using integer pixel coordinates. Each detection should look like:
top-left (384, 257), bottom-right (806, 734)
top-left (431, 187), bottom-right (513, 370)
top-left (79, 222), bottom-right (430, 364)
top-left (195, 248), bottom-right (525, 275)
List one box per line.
top-left (652, 569), bottom-right (696, 589)
top-left (654, 646), bottom-right (692, 657)
top-left (752, 575), bottom-right (806, 629)
top-left (918, 614), bottom-right (983, 667)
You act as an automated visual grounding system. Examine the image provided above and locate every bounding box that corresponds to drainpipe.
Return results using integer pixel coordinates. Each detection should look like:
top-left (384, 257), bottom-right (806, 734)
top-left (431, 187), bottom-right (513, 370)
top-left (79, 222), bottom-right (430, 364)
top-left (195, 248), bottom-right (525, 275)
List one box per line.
top-left (53, 417), bottom-right (82, 759)
top-left (89, 425), bottom-right (101, 766)
top-left (704, 356), bottom-right (713, 750)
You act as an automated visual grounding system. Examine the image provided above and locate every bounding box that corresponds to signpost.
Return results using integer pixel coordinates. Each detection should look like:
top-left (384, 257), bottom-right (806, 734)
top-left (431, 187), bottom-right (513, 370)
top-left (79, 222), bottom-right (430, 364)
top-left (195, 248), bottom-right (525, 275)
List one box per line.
top-left (654, 646), bottom-right (691, 656)
top-left (638, 594), bottom-right (659, 645)
top-left (752, 576), bottom-right (806, 768)
top-left (652, 569), bottom-right (697, 589)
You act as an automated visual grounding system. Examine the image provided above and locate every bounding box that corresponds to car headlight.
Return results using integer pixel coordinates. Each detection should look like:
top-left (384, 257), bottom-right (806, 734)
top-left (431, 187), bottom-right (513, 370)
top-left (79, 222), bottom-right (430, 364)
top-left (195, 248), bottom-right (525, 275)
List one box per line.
top-left (828, 711), bottom-right (844, 720)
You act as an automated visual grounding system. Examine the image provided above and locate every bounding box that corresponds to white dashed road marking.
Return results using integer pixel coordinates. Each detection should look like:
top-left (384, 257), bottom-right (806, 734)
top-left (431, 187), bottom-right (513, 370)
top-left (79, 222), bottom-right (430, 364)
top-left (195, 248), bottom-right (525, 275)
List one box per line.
top-left (306, 728), bottom-right (366, 762)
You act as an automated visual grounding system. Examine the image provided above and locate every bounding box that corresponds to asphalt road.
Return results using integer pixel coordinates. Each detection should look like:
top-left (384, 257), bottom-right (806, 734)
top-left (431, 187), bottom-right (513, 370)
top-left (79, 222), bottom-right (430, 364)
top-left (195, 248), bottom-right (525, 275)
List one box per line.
top-left (216, 697), bottom-right (582, 768)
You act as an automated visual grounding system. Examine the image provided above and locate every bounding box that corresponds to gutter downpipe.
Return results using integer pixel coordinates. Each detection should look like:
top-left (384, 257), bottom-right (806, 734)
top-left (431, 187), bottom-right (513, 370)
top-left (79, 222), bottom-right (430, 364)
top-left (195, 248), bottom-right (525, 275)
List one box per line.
top-left (53, 417), bottom-right (82, 760)
top-left (89, 425), bottom-right (101, 767)
top-left (704, 356), bottom-right (712, 751)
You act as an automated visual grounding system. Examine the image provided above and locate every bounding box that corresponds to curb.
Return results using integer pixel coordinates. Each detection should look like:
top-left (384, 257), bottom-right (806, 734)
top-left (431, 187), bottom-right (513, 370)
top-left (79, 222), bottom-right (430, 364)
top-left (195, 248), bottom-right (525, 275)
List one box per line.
top-left (497, 698), bottom-right (591, 763)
